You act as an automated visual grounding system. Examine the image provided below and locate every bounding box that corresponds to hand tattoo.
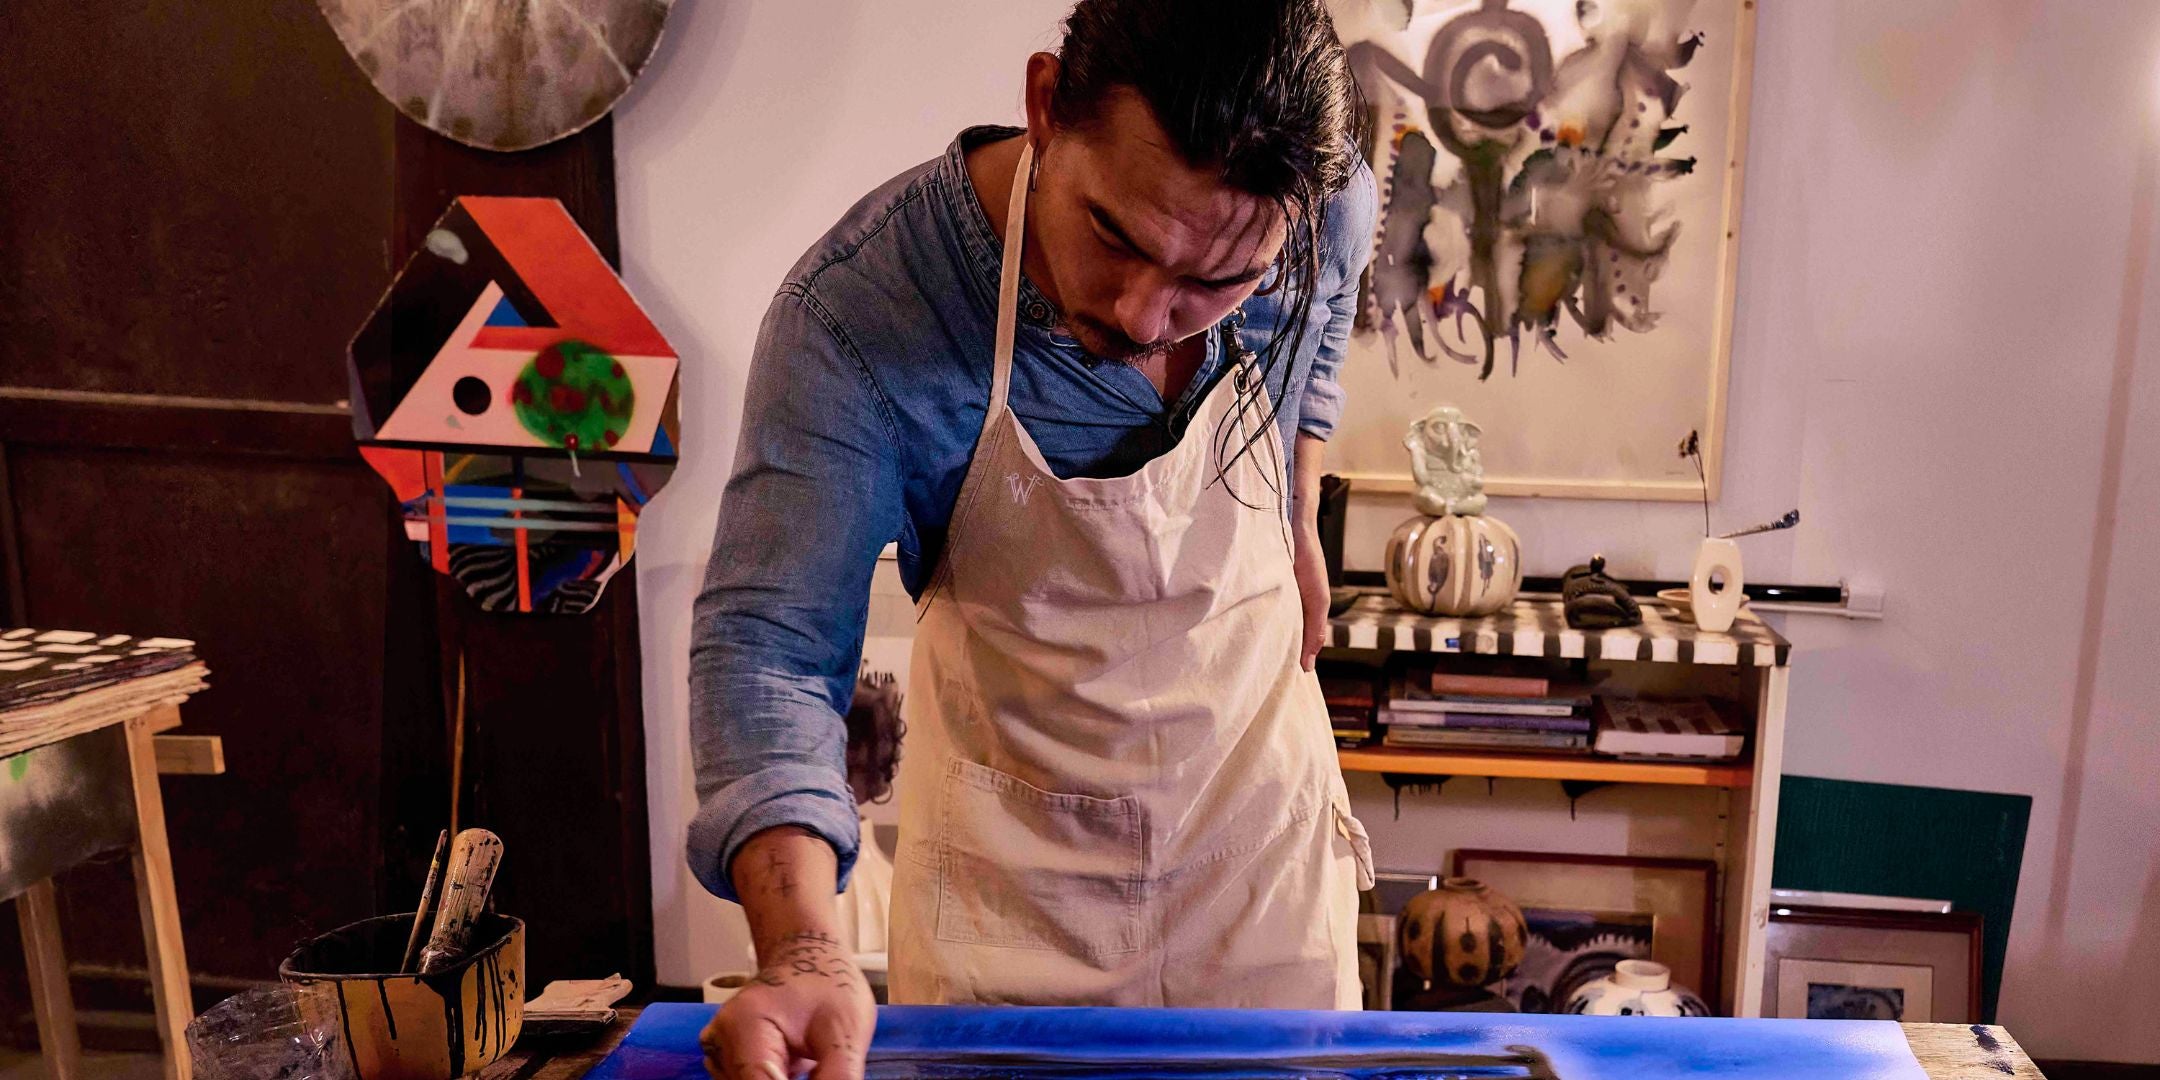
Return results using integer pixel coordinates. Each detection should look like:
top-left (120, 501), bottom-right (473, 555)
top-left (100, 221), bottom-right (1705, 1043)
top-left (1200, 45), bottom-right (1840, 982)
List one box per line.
top-left (751, 931), bottom-right (859, 993)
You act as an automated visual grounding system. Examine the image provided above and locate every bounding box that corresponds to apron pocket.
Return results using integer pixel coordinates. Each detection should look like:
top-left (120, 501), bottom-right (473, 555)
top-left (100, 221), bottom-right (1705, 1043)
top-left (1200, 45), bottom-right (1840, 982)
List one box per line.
top-left (935, 758), bottom-right (1144, 957)
top-left (1331, 793), bottom-right (1377, 892)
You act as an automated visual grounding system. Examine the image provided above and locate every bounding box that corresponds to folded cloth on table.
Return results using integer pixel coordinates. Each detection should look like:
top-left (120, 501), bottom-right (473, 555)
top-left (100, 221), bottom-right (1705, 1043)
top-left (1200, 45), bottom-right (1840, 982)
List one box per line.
top-left (525, 974), bottom-right (634, 1023)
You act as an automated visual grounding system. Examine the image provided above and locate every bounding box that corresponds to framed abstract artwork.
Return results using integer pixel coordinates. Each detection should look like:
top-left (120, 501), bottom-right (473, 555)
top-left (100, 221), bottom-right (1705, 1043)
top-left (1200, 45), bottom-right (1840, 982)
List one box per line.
top-left (1778, 959), bottom-right (1933, 1022)
top-left (1324, 0), bottom-right (1757, 500)
top-left (1763, 907), bottom-right (1984, 1024)
top-left (1357, 912), bottom-right (1401, 1011)
top-left (1454, 848), bottom-right (1719, 1007)
top-left (1497, 906), bottom-right (1655, 1014)
top-left (1364, 870), bottom-right (1443, 1009)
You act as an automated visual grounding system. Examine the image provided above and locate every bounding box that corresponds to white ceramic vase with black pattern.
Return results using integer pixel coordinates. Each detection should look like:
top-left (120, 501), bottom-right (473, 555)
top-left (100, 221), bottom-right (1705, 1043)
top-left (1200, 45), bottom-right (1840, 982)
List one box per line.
top-left (1564, 959), bottom-right (1711, 1017)
top-left (1384, 513), bottom-right (1523, 617)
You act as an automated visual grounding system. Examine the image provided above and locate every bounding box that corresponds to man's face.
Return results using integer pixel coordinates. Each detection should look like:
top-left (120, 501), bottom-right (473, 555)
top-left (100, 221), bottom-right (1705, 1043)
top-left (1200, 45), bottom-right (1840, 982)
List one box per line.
top-left (1029, 88), bottom-right (1288, 364)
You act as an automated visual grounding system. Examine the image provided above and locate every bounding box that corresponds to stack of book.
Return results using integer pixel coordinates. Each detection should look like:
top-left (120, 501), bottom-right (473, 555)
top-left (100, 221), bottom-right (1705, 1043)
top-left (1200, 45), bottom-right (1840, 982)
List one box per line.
top-left (1320, 671), bottom-right (1379, 748)
top-left (1591, 697), bottom-right (1746, 761)
top-left (1379, 672), bottom-right (1592, 753)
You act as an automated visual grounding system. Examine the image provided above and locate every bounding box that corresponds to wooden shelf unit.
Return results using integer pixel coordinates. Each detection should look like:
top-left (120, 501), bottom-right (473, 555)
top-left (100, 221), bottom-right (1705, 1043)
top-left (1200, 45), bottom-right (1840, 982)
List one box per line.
top-left (1337, 746), bottom-right (1752, 787)
top-left (1325, 594), bottom-right (1792, 1018)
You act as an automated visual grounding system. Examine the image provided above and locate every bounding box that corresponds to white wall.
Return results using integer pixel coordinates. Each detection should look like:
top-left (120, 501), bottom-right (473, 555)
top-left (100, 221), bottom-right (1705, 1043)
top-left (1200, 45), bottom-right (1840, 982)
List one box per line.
top-left (618, 0), bottom-right (2160, 1062)
top-left (614, 0), bottom-right (1077, 994)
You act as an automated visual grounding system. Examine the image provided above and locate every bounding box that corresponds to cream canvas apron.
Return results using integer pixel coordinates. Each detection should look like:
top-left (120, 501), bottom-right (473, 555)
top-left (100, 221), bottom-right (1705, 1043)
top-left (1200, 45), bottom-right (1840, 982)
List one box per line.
top-left (888, 144), bottom-right (1375, 1008)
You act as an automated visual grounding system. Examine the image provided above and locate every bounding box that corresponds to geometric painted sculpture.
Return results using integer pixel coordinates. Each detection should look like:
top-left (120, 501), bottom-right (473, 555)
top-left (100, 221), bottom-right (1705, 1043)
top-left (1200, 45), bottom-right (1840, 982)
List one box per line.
top-left (349, 197), bottom-right (678, 614)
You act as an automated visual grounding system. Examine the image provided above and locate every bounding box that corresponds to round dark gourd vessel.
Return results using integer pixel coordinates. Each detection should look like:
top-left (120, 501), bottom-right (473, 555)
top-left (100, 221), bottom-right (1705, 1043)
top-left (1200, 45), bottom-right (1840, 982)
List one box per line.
top-left (1399, 878), bottom-right (1528, 994)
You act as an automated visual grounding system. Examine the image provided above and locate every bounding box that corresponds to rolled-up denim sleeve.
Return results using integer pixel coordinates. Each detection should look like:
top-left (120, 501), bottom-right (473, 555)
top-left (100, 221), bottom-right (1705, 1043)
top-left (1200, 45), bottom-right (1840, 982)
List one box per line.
top-left (1298, 154), bottom-right (1378, 443)
top-left (686, 285), bottom-right (904, 903)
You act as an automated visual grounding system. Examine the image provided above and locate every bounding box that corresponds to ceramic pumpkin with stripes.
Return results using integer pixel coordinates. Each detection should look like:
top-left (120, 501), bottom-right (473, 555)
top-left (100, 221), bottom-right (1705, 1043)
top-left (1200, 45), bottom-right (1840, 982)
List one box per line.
top-left (1399, 878), bottom-right (1528, 991)
top-left (1385, 513), bottom-right (1523, 617)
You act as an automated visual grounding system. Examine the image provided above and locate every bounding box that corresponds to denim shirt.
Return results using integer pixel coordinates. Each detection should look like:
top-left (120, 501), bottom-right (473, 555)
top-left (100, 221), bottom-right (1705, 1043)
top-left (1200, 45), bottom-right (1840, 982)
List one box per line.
top-left (687, 126), bottom-right (1377, 902)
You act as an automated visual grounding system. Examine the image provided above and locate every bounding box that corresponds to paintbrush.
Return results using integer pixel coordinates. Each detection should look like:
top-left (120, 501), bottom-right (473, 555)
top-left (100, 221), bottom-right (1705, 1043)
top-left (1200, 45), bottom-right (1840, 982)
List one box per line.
top-left (416, 828), bottom-right (505, 975)
top-left (1718, 509), bottom-right (1800, 541)
top-left (399, 829), bottom-right (451, 972)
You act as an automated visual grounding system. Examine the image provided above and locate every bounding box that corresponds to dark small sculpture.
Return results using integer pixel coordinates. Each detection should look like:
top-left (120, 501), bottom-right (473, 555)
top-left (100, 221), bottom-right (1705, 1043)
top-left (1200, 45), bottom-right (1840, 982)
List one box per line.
top-left (846, 673), bottom-right (906, 805)
top-left (1562, 555), bottom-right (1641, 629)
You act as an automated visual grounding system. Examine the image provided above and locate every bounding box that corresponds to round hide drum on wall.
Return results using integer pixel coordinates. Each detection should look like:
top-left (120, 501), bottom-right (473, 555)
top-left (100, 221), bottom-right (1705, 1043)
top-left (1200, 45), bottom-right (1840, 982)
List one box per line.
top-left (318, 0), bottom-right (674, 152)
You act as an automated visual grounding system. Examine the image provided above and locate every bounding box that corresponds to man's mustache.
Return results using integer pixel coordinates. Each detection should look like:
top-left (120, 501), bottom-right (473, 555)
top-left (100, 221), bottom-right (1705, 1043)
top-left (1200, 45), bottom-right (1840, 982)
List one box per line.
top-left (1069, 315), bottom-right (1180, 366)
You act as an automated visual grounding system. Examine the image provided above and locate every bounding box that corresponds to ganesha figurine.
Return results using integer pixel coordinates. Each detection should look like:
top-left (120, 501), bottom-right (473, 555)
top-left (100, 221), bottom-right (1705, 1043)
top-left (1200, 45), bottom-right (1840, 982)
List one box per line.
top-left (1405, 405), bottom-right (1487, 517)
top-left (1386, 406), bottom-right (1522, 617)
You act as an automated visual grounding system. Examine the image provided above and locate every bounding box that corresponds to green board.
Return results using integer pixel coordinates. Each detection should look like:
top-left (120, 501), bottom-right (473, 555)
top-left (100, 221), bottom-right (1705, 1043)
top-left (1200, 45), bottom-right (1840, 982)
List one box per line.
top-left (1772, 775), bottom-right (2031, 1021)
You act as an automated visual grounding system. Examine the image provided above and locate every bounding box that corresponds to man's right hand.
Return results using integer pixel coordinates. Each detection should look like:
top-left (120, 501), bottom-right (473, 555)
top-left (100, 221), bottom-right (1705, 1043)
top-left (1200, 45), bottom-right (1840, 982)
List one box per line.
top-left (705, 826), bottom-right (875, 1080)
top-left (702, 929), bottom-right (874, 1080)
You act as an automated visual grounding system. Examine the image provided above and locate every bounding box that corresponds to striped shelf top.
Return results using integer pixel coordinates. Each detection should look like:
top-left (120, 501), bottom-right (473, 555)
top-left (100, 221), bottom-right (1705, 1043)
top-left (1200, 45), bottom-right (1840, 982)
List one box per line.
top-left (1327, 595), bottom-right (1791, 667)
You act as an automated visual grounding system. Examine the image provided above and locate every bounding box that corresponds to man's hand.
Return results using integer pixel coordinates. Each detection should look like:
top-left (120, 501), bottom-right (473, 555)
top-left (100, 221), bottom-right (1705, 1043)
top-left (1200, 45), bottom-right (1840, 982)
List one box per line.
top-left (1292, 519), bottom-right (1331, 672)
top-left (702, 930), bottom-right (874, 1080)
top-left (704, 827), bottom-right (874, 1080)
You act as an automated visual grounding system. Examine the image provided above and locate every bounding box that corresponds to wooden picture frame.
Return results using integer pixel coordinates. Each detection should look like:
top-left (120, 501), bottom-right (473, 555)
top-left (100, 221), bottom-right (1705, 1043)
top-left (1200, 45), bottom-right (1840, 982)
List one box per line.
top-left (1453, 849), bottom-right (1720, 1008)
top-left (1356, 912), bottom-right (1400, 1012)
top-left (1762, 907), bottom-right (1984, 1024)
top-left (1327, 0), bottom-right (1759, 501)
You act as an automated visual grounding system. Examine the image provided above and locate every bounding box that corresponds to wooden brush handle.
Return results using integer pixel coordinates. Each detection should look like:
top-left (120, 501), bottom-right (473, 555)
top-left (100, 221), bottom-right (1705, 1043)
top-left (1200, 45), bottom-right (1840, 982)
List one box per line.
top-left (416, 828), bottom-right (504, 975)
top-left (400, 829), bottom-right (451, 972)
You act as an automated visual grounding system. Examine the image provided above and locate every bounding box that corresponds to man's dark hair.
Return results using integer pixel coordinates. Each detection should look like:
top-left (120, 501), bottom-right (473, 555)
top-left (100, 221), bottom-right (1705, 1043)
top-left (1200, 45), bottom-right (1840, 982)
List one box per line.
top-left (1049, 0), bottom-right (1365, 497)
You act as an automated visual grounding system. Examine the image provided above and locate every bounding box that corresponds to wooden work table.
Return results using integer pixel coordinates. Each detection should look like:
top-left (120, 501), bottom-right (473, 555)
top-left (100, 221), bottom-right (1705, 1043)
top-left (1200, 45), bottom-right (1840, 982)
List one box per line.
top-left (482, 1007), bottom-right (2049, 1079)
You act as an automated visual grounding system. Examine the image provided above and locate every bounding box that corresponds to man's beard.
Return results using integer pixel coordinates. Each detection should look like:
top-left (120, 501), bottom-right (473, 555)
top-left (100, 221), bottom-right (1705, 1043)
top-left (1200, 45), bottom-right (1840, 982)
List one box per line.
top-left (1062, 314), bottom-right (1180, 367)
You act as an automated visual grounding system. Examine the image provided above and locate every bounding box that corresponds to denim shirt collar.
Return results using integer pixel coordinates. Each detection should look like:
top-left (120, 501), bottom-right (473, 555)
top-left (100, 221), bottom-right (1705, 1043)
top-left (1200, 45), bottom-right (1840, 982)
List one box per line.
top-left (938, 126), bottom-right (1226, 413)
top-left (944, 126), bottom-right (1064, 339)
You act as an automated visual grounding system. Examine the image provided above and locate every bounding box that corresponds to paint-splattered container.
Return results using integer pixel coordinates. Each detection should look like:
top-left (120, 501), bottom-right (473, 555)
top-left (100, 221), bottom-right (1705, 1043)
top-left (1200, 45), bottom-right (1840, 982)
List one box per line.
top-left (280, 912), bottom-right (524, 1080)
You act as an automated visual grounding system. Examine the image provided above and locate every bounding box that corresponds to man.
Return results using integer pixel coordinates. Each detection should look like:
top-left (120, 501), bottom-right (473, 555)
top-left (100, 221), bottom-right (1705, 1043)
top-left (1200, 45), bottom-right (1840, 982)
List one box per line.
top-left (688, 1), bottom-right (1377, 1076)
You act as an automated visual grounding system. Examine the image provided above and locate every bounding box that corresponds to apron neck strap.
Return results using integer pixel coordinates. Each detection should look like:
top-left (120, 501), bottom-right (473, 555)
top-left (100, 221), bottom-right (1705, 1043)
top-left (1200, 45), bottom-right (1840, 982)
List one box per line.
top-left (989, 140), bottom-right (1033, 418)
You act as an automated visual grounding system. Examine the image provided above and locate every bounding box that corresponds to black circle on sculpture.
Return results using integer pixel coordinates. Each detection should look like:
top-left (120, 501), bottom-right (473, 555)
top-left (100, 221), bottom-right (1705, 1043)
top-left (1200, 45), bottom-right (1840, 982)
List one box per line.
top-left (453, 376), bottom-right (492, 415)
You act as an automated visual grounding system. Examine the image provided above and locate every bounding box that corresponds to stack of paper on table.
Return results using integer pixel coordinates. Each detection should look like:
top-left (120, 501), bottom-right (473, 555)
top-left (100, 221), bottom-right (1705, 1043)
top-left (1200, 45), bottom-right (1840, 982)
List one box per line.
top-left (0, 630), bottom-right (208, 755)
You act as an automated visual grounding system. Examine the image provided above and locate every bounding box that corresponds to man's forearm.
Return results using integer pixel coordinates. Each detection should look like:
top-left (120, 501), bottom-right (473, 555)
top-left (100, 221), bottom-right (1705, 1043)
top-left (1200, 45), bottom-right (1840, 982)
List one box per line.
top-left (732, 825), bottom-right (845, 964)
top-left (1290, 432), bottom-right (1325, 532)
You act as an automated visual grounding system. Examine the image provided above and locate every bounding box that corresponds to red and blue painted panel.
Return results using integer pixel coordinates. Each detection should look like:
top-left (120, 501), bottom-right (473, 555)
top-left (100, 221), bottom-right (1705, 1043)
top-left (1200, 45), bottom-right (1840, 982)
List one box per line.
top-left (348, 196), bottom-right (678, 614)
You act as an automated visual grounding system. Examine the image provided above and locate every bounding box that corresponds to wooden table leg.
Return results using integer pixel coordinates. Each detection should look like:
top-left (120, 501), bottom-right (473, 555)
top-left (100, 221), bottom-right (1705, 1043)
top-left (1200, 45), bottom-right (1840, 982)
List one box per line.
top-left (125, 713), bottom-right (193, 1080)
top-left (16, 879), bottom-right (82, 1080)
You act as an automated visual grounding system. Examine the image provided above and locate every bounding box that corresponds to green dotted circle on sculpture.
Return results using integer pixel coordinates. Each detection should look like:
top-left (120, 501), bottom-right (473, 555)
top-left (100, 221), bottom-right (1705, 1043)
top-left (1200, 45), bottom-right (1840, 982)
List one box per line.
top-left (511, 339), bottom-right (635, 452)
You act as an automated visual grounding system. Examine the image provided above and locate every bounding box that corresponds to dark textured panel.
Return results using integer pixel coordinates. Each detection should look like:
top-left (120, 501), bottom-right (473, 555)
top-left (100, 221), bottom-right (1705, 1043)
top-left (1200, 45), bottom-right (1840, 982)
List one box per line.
top-left (0, 1), bottom-right (396, 403)
top-left (14, 447), bottom-right (397, 977)
top-left (393, 112), bottom-right (620, 270)
top-left (0, 394), bottom-right (357, 461)
top-left (438, 572), bottom-right (653, 990)
top-left (388, 109), bottom-right (651, 991)
top-left (0, 0), bottom-right (649, 1021)
top-left (1772, 775), bottom-right (2033, 1023)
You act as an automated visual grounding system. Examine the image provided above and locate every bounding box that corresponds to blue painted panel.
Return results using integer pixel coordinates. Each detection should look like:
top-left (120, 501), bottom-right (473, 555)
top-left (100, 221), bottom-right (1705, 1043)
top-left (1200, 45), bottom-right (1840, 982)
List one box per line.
top-left (587, 1002), bottom-right (1926, 1080)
